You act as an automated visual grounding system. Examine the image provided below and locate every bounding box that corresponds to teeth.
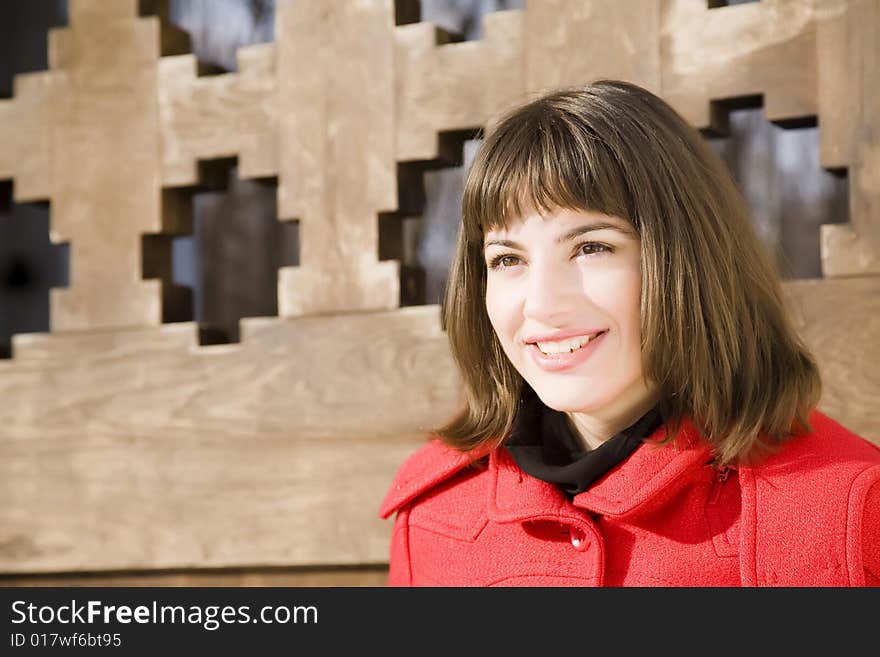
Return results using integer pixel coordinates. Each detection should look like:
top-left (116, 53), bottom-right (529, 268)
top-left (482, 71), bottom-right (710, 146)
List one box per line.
top-left (536, 333), bottom-right (601, 355)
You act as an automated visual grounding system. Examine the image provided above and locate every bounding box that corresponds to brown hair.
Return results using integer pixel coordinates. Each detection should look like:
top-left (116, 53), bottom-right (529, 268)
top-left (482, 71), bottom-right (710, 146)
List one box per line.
top-left (438, 79), bottom-right (821, 467)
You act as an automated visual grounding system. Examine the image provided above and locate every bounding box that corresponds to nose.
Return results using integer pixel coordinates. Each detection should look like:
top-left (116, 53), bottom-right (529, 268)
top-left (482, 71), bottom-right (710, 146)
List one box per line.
top-left (522, 259), bottom-right (581, 323)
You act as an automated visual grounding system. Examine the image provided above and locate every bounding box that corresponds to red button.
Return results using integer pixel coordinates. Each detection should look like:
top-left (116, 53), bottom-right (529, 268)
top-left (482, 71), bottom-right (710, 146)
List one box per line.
top-left (569, 526), bottom-right (590, 551)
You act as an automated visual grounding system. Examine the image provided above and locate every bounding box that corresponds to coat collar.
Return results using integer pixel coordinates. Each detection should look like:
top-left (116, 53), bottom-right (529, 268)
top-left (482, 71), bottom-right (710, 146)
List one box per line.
top-left (379, 419), bottom-right (713, 522)
top-left (487, 418), bottom-right (713, 522)
top-left (379, 439), bottom-right (489, 519)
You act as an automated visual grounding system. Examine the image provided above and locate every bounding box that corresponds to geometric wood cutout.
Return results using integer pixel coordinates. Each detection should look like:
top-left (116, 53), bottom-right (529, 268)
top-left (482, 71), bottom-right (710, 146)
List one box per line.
top-left (0, 72), bottom-right (52, 203)
top-left (661, 0), bottom-right (817, 130)
top-left (46, 1), bottom-right (164, 330)
top-left (817, 0), bottom-right (880, 276)
top-left (276, 0), bottom-right (399, 316)
top-left (395, 10), bottom-right (525, 162)
top-left (159, 44), bottom-right (277, 187)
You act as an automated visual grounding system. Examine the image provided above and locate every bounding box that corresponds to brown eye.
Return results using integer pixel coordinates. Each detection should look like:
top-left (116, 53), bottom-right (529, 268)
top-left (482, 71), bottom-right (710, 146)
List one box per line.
top-left (577, 242), bottom-right (612, 257)
top-left (488, 254), bottom-right (522, 270)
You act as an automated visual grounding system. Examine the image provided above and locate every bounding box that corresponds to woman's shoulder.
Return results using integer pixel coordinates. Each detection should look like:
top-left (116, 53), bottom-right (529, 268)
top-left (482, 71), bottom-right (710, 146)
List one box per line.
top-left (378, 437), bottom-right (491, 520)
top-left (743, 409), bottom-right (880, 519)
top-left (755, 409), bottom-right (880, 472)
top-left (741, 410), bottom-right (880, 585)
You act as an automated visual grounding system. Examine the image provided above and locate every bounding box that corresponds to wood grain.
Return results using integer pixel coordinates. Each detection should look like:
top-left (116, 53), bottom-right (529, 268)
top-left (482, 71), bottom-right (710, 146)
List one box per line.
top-left (158, 44), bottom-right (277, 187)
top-left (525, 0), bottom-right (660, 95)
top-left (0, 72), bottom-right (52, 202)
top-left (276, 0), bottom-right (399, 317)
top-left (661, 0), bottom-right (817, 130)
top-left (817, 0), bottom-right (856, 171)
top-left (46, 2), bottom-right (164, 330)
top-left (817, 0), bottom-right (880, 276)
top-left (0, 307), bottom-right (461, 574)
top-left (394, 9), bottom-right (525, 162)
top-left (783, 276), bottom-right (880, 442)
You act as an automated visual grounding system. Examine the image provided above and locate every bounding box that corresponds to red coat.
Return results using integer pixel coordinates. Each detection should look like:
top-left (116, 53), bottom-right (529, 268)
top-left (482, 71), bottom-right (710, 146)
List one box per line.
top-left (379, 410), bottom-right (880, 586)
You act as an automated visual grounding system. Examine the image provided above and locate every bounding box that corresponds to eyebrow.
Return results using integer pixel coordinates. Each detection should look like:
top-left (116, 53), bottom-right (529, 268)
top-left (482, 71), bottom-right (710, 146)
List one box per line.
top-left (483, 221), bottom-right (635, 250)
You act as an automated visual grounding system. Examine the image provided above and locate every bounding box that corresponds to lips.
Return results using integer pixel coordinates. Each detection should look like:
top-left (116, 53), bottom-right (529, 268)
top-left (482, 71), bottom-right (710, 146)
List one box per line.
top-left (523, 328), bottom-right (608, 345)
top-left (534, 330), bottom-right (607, 355)
top-left (527, 330), bottom-right (608, 372)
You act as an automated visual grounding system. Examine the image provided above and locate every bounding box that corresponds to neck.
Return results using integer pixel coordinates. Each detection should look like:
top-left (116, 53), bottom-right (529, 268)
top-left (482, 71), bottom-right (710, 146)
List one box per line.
top-left (566, 384), bottom-right (660, 451)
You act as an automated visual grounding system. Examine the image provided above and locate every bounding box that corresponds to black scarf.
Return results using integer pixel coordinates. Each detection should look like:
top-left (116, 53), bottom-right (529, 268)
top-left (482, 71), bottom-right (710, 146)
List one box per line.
top-left (505, 386), bottom-right (663, 497)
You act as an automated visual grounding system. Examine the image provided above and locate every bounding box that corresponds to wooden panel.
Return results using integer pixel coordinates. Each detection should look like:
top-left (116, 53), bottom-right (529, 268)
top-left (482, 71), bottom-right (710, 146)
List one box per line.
top-left (783, 276), bottom-right (880, 442)
top-left (818, 0), bottom-right (880, 276)
top-left (817, 0), bottom-right (856, 170)
top-left (158, 44), bottom-right (277, 186)
top-left (661, 0), bottom-right (817, 129)
top-left (821, 223), bottom-right (880, 276)
top-left (46, 1), bottom-right (163, 330)
top-left (525, 0), bottom-right (660, 94)
top-left (276, 0), bottom-right (399, 317)
top-left (0, 72), bottom-right (52, 202)
top-left (0, 307), bottom-right (460, 574)
top-left (394, 10), bottom-right (525, 162)
top-left (11, 322), bottom-right (197, 361)
top-left (0, 567), bottom-right (388, 587)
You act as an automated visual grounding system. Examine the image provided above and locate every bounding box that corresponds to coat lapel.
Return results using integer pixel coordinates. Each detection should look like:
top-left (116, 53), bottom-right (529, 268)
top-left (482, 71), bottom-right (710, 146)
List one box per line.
top-left (488, 418), bottom-right (713, 522)
top-left (571, 419), bottom-right (712, 517)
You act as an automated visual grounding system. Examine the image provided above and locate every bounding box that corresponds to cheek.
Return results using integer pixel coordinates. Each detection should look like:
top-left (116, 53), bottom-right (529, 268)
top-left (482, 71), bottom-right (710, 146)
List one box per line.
top-left (484, 281), bottom-right (514, 339)
top-left (588, 269), bottom-right (642, 340)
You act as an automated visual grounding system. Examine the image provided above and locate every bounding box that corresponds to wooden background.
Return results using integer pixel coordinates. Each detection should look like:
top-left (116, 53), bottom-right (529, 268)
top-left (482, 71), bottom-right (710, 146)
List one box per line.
top-left (0, 0), bottom-right (878, 586)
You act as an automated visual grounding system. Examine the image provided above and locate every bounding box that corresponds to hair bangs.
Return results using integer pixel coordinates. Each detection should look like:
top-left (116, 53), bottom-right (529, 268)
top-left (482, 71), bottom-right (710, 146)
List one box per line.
top-left (462, 100), bottom-right (635, 243)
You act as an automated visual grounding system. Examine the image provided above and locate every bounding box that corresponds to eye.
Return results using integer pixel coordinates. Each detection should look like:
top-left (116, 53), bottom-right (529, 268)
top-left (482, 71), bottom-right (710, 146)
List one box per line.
top-left (575, 242), bottom-right (613, 257)
top-left (487, 254), bottom-right (522, 270)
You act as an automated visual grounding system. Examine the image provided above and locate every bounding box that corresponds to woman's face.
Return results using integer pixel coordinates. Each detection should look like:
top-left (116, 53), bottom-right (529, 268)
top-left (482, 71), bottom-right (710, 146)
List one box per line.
top-left (484, 207), bottom-right (656, 428)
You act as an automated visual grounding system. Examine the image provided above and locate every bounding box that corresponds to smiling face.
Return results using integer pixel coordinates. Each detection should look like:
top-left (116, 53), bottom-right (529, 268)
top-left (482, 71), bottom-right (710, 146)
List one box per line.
top-left (484, 207), bottom-right (658, 438)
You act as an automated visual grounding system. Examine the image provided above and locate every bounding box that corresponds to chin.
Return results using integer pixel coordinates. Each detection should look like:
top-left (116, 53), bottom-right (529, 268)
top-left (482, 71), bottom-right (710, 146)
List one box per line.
top-left (530, 384), bottom-right (616, 415)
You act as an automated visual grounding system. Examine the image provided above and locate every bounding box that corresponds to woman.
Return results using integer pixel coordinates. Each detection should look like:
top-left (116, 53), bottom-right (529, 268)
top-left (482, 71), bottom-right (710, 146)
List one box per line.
top-left (379, 80), bottom-right (880, 586)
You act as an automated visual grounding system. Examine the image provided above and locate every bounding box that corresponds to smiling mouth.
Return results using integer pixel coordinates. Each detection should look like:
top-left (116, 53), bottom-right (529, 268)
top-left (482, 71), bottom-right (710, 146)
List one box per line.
top-left (533, 330), bottom-right (608, 355)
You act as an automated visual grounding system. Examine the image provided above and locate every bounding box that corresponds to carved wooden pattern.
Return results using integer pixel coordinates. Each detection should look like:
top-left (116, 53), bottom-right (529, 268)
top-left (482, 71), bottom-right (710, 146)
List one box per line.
top-left (159, 44), bottom-right (277, 186)
top-left (817, 0), bottom-right (880, 275)
top-left (275, 0), bottom-right (400, 315)
top-left (661, 0), bottom-right (817, 130)
top-left (395, 10), bottom-right (525, 161)
top-left (50, 1), bottom-right (164, 330)
top-left (0, 72), bottom-right (52, 202)
top-left (0, 0), bottom-right (876, 578)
